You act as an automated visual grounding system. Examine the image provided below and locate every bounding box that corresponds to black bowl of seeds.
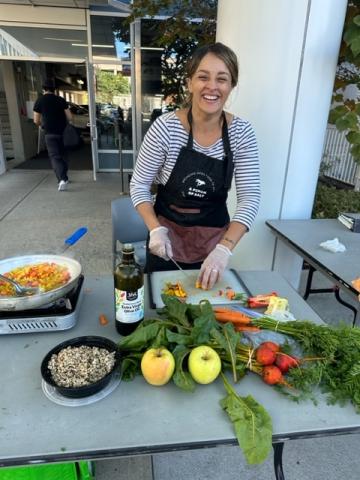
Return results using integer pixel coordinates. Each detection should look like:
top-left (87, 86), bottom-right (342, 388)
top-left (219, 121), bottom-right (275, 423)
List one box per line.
top-left (41, 336), bottom-right (121, 398)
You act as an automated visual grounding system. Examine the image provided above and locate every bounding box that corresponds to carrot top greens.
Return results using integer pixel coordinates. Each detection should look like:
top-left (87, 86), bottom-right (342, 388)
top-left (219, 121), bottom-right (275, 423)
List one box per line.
top-left (252, 317), bottom-right (360, 411)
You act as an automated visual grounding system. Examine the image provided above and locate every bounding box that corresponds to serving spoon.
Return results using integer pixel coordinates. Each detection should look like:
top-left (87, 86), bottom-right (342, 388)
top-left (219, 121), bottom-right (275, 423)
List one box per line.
top-left (0, 273), bottom-right (40, 297)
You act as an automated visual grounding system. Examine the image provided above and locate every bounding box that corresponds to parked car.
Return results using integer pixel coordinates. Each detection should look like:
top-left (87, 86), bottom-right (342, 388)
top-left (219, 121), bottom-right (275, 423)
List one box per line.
top-left (68, 102), bottom-right (90, 132)
top-left (68, 102), bottom-right (113, 134)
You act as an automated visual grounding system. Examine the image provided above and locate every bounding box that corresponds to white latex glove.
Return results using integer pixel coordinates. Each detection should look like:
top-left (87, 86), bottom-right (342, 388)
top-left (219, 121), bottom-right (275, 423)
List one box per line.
top-left (197, 244), bottom-right (232, 290)
top-left (149, 226), bottom-right (173, 260)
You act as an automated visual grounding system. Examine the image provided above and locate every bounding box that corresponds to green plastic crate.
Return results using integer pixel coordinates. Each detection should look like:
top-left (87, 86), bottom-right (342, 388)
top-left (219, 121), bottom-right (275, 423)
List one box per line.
top-left (0, 461), bottom-right (94, 480)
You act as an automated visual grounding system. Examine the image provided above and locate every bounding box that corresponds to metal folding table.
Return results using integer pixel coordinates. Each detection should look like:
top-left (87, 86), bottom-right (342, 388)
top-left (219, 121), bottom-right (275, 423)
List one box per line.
top-left (0, 272), bottom-right (359, 480)
top-left (266, 219), bottom-right (360, 325)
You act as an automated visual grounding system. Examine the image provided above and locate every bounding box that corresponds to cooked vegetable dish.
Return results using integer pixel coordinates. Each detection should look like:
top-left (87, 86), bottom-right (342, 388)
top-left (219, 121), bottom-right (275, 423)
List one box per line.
top-left (0, 262), bottom-right (70, 296)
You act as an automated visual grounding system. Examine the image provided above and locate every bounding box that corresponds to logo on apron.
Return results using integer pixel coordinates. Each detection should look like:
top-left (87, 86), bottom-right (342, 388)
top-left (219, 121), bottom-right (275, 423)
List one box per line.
top-left (181, 171), bottom-right (215, 199)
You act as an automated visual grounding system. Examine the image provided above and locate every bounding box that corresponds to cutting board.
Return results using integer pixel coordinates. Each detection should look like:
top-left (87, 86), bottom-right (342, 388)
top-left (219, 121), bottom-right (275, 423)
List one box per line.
top-left (148, 269), bottom-right (251, 309)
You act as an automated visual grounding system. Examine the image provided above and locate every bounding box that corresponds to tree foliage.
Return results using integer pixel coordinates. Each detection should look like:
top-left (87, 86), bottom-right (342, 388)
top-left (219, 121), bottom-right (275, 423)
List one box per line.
top-left (96, 70), bottom-right (130, 103)
top-left (329, 0), bottom-right (360, 163)
top-left (116, 0), bottom-right (217, 106)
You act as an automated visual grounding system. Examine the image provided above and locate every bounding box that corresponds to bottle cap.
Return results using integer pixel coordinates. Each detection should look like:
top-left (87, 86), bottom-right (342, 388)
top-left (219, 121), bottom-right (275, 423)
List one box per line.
top-left (122, 243), bottom-right (134, 253)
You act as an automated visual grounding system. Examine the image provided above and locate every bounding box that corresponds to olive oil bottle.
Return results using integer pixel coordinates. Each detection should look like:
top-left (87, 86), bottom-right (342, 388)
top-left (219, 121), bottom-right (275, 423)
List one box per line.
top-left (114, 243), bottom-right (144, 335)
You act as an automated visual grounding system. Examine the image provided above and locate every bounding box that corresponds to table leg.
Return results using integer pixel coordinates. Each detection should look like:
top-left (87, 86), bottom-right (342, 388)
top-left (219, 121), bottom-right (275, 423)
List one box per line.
top-left (303, 265), bottom-right (315, 300)
top-left (273, 442), bottom-right (285, 480)
top-left (334, 287), bottom-right (358, 326)
top-left (303, 267), bottom-right (357, 325)
top-left (303, 265), bottom-right (333, 299)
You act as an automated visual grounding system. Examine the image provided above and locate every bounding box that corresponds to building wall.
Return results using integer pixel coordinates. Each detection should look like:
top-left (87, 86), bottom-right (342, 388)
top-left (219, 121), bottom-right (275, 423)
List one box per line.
top-left (0, 4), bottom-right (86, 26)
top-left (0, 3), bottom-right (87, 169)
top-left (217, 0), bottom-right (347, 285)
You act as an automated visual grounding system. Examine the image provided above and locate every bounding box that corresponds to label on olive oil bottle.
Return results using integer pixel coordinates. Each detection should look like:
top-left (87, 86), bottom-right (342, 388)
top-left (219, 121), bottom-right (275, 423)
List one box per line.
top-left (115, 286), bottom-right (144, 323)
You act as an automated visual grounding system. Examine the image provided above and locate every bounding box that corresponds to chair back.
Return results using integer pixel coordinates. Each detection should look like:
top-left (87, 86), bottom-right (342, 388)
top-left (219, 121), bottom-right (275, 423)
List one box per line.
top-left (111, 197), bottom-right (147, 266)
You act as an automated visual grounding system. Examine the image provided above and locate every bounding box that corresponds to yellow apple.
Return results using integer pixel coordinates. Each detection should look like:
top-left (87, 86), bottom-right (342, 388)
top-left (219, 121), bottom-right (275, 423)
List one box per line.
top-left (188, 345), bottom-right (221, 384)
top-left (141, 347), bottom-right (175, 386)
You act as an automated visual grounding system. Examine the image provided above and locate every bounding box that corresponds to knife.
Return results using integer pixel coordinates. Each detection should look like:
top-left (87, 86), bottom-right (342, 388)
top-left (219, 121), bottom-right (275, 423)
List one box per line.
top-left (169, 257), bottom-right (191, 278)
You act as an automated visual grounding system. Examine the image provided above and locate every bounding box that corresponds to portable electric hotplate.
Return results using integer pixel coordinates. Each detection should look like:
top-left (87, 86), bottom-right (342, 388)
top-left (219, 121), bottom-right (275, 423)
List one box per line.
top-left (0, 275), bottom-right (85, 334)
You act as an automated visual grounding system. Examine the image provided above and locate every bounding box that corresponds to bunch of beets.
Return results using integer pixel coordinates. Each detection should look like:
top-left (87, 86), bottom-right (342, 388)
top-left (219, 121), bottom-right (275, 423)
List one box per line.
top-left (254, 342), bottom-right (299, 385)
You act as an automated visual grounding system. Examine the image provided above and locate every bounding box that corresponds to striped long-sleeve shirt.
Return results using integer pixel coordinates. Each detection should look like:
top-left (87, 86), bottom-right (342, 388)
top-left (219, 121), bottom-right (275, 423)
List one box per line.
top-left (130, 112), bottom-right (260, 229)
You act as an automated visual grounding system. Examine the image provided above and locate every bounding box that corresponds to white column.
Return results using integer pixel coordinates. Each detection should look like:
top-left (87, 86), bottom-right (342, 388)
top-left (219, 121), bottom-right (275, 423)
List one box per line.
top-left (217, 0), bottom-right (347, 287)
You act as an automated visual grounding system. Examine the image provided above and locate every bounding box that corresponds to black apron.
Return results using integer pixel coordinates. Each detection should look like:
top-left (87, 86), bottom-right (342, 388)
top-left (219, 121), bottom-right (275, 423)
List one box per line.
top-left (147, 110), bottom-right (234, 272)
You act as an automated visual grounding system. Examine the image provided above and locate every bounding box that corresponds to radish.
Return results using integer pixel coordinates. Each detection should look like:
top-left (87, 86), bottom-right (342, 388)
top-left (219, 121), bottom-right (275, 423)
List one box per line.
top-left (255, 345), bottom-right (276, 366)
top-left (262, 365), bottom-right (283, 385)
top-left (260, 341), bottom-right (280, 353)
top-left (275, 352), bottom-right (299, 373)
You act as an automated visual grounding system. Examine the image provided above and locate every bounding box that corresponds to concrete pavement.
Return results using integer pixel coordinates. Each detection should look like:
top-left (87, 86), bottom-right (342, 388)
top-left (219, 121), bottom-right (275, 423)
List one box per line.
top-left (1, 167), bottom-right (359, 479)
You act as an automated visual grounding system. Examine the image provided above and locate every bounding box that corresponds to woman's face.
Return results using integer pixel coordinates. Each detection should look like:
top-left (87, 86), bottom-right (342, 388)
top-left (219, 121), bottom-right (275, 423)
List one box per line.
top-left (187, 53), bottom-right (233, 116)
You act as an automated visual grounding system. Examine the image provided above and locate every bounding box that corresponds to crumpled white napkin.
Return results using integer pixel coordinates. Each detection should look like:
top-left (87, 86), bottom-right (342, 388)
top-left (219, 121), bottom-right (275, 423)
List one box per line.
top-left (319, 237), bottom-right (346, 253)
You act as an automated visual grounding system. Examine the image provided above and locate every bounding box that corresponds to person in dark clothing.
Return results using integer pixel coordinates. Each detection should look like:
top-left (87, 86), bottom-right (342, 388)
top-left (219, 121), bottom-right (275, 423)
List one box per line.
top-left (33, 79), bottom-right (72, 191)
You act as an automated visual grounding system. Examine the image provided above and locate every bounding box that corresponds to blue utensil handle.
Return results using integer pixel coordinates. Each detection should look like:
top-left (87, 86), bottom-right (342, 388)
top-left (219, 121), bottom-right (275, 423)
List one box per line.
top-left (64, 227), bottom-right (88, 247)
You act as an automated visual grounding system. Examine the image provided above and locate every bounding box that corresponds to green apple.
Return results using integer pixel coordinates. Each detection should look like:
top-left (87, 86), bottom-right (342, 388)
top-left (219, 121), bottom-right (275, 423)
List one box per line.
top-left (141, 347), bottom-right (175, 386)
top-left (188, 345), bottom-right (221, 384)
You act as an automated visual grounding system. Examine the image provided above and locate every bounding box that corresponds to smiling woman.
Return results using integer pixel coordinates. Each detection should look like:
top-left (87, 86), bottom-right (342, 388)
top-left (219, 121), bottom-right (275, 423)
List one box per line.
top-left (130, 42), bottom-right (260, 290)
top-left (186, 43), bottom-right (238, 120)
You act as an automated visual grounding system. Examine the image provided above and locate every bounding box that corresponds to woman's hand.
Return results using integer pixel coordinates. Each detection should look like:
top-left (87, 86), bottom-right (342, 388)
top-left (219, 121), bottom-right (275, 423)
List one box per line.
top-left (149, 226), bottom-right (173, 260)
top-left (197, 244), bottom-right (232, 290)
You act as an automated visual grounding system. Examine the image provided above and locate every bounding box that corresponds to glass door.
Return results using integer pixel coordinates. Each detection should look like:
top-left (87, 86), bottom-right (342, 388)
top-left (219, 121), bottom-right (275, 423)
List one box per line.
top-left (86, 60), bottom-right (98, 180)
top-left (89, 13), bottom-right (133, 178)
top-left (87, 13), bottom-right (171, 179)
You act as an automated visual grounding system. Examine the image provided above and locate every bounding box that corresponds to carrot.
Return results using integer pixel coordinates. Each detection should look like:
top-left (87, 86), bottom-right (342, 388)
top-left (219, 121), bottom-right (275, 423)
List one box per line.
top-left (99, 314), bottom-right (109, 326)
top-left (235, 325), bottom-right (261, 333)
top-left (214, 311), bottom-right (252, 324)
top-left (226, 289), bottom-right (235, 300)
top-left (213, 306), bottom-right (250, 315)
top-left (213, 306), bottom-right (236, 313)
